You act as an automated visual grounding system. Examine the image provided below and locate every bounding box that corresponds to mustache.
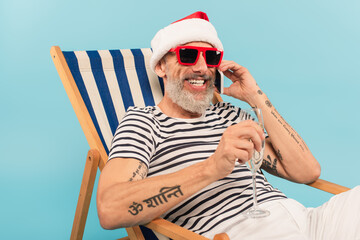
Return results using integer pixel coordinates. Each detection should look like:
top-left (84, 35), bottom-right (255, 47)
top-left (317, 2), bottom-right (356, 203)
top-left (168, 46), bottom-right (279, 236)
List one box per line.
top-left (181, 73), bottom-right (214, 81)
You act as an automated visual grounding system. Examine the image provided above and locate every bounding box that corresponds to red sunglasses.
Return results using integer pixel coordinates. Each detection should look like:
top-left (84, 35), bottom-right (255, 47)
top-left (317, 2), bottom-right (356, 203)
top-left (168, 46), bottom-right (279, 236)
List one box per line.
top-left (169, 46), bottom-right (223, 67)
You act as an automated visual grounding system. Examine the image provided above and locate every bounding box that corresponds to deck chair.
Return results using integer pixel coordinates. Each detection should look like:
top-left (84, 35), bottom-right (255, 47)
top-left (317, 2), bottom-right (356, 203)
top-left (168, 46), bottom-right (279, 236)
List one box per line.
top-left (50, 46), bottom-right (350, 240)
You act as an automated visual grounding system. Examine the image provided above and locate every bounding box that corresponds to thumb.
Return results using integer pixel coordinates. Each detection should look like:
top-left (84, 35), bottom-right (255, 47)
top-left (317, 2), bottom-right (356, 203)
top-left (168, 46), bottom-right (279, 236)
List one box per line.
top-left (223, 87), bottom-right (232, 96)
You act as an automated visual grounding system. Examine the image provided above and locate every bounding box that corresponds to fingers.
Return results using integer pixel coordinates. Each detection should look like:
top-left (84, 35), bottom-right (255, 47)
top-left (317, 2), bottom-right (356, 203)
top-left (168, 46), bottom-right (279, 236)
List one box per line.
top-left (218, 120), bottom-right (264, 159)
top-left (217, 137), bottom-right (253, 165)
top-left (213, 119), bottom-right (265, 175)
top-left (235, 120), bottom-right (265, 149)
top-left (232, 120), bottom-right (264, 147)
top-left (218, 60), bottom-right (243, 73)
top-left (222, 82), bottom-right (241, 97)
top-left (218, 60), bottom-right (249, 82)
top-left (233, 139), bottom-right (255, 163)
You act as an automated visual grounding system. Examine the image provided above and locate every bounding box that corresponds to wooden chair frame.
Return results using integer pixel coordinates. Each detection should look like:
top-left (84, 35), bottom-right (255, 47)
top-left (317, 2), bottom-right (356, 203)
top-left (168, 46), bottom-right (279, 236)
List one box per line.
top-left (50, 45), bottom-right (350, 240)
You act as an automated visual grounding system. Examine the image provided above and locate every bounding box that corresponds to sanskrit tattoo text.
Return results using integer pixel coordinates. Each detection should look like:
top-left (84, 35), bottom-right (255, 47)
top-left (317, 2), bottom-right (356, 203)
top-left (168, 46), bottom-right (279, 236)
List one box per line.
top-left (128, 185), bottom-right (184, 216)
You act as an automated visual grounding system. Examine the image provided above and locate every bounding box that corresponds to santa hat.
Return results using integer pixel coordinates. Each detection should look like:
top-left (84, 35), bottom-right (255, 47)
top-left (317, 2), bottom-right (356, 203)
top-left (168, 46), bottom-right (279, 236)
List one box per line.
top-left (150, 11), bottom-right (223, 72)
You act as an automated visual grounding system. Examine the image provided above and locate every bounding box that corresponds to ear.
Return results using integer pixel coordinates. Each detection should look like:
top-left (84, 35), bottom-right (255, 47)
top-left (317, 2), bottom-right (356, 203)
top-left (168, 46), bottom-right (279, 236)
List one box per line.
top-left (155, 59), bottom-right (166, 78)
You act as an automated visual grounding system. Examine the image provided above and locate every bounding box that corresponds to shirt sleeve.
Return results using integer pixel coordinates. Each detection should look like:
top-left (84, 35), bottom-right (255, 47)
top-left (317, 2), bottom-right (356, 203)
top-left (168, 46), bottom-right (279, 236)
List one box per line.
top-left (108, 108), bottom-right (155, 168)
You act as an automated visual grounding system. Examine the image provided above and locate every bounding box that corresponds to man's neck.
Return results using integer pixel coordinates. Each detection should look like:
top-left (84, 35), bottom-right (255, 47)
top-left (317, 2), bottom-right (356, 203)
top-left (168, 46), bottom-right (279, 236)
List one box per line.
top-left (157, 95), bottom-right (202, 119)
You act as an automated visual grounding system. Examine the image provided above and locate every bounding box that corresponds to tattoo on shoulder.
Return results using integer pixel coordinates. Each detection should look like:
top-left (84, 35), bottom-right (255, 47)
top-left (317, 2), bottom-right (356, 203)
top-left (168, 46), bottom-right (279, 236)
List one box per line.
top-left (129, 161), bottom-right (148, 182)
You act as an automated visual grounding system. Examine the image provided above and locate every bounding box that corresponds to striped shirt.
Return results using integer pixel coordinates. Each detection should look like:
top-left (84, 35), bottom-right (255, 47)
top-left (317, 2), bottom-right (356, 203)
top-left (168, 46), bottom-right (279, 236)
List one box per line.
top-left (108, 102), bottom-right (286, 236)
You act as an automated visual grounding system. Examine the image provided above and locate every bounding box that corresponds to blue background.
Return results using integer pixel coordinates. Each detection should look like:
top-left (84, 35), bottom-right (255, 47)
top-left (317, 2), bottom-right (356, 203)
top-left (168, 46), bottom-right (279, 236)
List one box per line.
top-left (1, 0), bottom-right (359, 239)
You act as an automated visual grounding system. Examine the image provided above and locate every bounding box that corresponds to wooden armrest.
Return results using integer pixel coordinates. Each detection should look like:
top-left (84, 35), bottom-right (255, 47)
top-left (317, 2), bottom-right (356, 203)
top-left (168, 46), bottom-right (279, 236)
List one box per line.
top-left (307, 178), bottom-right (350, 195)
top-left (144, 218), bottom-right (208, 240)
top-left (144, 218), bottom-right (229, 240)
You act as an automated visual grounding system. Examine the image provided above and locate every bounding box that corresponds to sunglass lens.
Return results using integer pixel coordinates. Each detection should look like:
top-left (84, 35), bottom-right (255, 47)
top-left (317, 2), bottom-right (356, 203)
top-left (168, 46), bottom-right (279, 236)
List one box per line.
top-left (205, 50), bottom-right (222, 66)
top-left (179, 48), bottom-right (198, 64)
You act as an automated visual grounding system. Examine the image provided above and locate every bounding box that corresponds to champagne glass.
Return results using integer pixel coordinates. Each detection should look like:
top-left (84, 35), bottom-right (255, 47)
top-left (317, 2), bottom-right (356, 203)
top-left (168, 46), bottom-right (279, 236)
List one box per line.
top-left (244, 108), bottom-right (270, 218)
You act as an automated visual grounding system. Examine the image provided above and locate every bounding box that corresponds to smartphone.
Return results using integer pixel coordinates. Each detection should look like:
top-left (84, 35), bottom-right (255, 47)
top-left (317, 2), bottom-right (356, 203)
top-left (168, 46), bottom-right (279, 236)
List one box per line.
top-left (215, 69), bottom-right (224, 94)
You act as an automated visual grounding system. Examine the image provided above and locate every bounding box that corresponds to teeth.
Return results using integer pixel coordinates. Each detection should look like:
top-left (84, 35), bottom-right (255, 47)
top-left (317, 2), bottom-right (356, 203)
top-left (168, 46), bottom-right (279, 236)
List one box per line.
top-left (188, 79), bottom-right (205, 86)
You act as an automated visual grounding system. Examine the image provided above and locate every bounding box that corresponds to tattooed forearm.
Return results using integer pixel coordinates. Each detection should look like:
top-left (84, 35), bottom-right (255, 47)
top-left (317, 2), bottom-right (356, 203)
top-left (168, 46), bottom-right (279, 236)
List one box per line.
top-left (129, 161), bottom-right (147, 181)
top-left (128, 202), bottom-right (143, 215)
top-left (127, 185), bottom-right (183, 216)
top-left (262, 154), bottom-right (282, 177)
top-left (143, 186), bottom-right (183, 208)
top-left (266, 100), bottom-right (309, 152)
top-left (276, 149), bottom-right (283, 161)
top-left (265, 100), bottom-right (272, 108)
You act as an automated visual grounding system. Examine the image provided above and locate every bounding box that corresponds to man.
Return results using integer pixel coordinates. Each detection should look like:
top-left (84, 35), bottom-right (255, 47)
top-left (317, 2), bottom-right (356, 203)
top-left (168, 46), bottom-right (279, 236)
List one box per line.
top-left (97, 12), bottom-right (359, 239)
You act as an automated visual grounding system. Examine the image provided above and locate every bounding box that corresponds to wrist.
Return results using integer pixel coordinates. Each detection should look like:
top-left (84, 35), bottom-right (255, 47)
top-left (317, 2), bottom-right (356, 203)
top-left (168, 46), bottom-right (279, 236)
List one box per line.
top-left (202, 155), bottom-right (222, 182)
top-left (246, 88), bottom-right (267, 108)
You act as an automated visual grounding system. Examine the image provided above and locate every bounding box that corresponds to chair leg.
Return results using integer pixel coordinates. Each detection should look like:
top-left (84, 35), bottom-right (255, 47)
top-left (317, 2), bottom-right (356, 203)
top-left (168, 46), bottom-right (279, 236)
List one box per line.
top-left (70, 149), bottom-right (100, 240)
top-left (126, 226), bottom-right (145, 240)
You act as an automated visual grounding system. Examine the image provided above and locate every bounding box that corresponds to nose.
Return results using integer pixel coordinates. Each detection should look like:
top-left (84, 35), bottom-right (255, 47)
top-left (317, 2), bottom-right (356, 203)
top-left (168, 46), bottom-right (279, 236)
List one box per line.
top-left (192, 52), bottom-right (208, 73)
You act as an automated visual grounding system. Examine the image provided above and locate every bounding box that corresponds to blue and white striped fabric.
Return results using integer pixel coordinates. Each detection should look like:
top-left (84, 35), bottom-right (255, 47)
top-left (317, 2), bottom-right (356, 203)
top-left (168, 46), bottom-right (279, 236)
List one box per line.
top-left (63, 48), bottom-right (164, 154)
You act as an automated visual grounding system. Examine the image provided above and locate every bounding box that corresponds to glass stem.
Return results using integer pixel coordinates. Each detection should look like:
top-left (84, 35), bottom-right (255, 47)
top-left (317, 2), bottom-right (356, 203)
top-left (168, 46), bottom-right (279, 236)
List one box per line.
top-left (252, 173), bottom-right (258, 210)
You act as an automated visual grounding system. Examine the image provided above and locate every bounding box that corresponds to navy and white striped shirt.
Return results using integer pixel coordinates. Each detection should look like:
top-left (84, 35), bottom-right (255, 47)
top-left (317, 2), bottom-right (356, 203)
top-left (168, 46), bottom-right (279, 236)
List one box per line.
top-left (108, 102), bottom-right (286, 236)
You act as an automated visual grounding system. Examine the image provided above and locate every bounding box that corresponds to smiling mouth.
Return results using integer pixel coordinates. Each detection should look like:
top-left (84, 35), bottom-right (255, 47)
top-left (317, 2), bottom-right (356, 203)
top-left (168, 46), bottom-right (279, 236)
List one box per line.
top-left (187, 79), bottom-right (206, 86)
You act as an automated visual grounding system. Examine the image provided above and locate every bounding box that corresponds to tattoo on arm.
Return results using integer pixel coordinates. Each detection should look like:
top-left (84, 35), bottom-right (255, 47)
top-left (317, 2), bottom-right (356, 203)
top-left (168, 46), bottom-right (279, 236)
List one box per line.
top-left (276, 149), bottom-right (283, 161)
top-left (265, 100), bottom-right (272, 108)
top-left (128, 185), bottom-right (183, 216)
top-left (262, 154), bottom-right (281, 177)
top-left (128, 202), bottom-right (143, 215)
top-left (268, 104), bottom-right (309, 152)
top-left (129, 161), bottom-right (147, 182)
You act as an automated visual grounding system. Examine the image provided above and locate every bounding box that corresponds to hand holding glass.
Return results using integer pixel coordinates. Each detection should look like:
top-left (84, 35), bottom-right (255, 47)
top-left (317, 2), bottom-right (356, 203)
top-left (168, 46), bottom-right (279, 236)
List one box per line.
top-left (244, 108), bottom-right (270, 218)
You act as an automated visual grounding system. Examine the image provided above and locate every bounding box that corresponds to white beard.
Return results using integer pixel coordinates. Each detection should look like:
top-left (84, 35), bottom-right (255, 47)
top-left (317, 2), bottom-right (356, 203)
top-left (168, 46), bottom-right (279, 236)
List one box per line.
top-left (165, 73), bottom-right (215, 115)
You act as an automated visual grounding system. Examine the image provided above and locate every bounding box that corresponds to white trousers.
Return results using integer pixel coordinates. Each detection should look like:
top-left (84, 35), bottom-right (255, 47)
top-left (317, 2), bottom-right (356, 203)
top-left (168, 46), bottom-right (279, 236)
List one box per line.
top-left (207, 186), bottom-right (360, 240)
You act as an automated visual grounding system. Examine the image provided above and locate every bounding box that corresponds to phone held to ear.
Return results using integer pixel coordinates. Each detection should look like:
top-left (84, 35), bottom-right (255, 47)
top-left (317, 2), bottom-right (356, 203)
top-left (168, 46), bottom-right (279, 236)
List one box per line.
top-left (215, 69), bottom-right (224, 94)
